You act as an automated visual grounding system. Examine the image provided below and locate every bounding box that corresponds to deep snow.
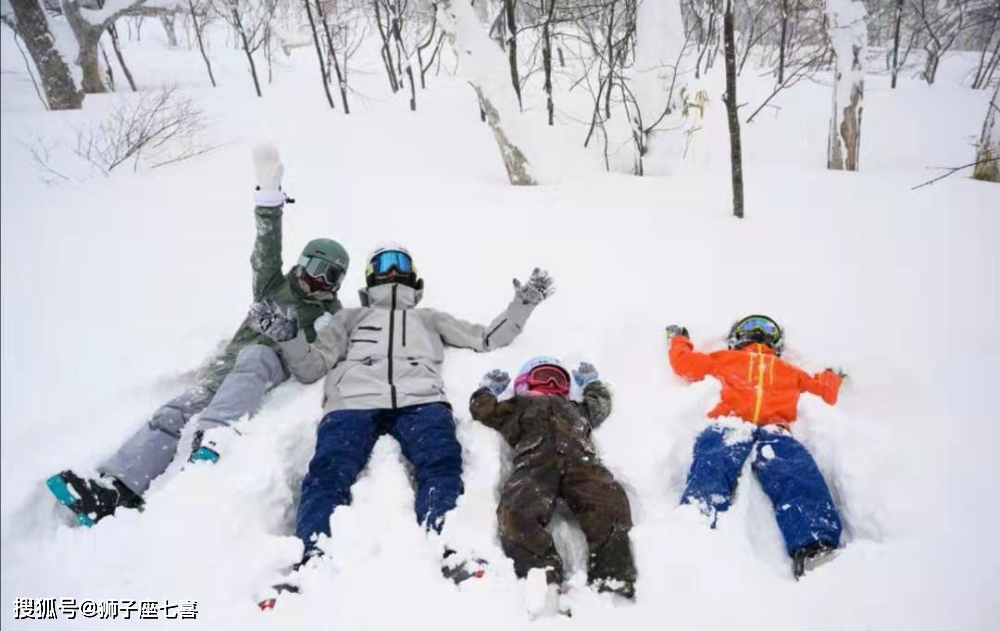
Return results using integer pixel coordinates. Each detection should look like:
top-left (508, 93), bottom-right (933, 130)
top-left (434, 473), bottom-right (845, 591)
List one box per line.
top-left (2, 18), bottom-right (999, 631)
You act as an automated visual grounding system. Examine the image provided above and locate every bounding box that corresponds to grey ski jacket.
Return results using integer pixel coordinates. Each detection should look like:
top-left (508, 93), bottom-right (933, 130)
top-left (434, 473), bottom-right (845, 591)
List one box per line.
top-left (278, 282), bottom-right (537, 413)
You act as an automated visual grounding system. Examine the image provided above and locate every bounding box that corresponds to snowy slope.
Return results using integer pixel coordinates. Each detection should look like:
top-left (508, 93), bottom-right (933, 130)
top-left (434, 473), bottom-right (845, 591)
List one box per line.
top-left (2, 23), bottom-right (999, 630)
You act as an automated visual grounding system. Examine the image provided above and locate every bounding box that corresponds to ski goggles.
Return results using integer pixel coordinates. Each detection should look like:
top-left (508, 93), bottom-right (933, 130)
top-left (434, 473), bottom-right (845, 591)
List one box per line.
top-left (734, 316), bottom-right (780, 338)
top-left (524, 365), bottom-right (571, 392)
top-left (368, 250), bottom-right (414, 276)
top-left (299, 255), bottom-right (345, 287)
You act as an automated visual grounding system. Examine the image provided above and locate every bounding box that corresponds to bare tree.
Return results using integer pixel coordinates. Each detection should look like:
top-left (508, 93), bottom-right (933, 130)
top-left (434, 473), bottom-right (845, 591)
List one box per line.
top-left (304, 0), bottom-right (337, 107)
top-left (187, 0), bottom-right (218, 86)
top-left (215, 0), bottom-right (278, 96)
top-left (64, 87), bottom-right (216, 175)
top-left (160, 12), bottom-right (179, 45)
top-left (3, 0), bottom-right (84, 109)
top-left (826, 0), bottom-right (867, 171)
top-left (59, 0), bottom-right (175, 94)
top-left (723, 0), bottom-right (744, 216)
top-left (314, 0), bottom-right (351, 112)
top-left (908, 0), bottom-right (963, 86)
top-left (436, 0), bottom-right (536, 184)
top-left (973, 80), bottom-right (1000, 182)
top-left (107, 21), bottom-right (138, 91)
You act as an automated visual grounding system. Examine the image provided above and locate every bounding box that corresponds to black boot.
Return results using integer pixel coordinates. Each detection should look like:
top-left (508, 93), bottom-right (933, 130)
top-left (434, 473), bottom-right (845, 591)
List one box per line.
top-left (46, 470), bottom-right (143, 527)
top-left (792, 540), bottom-right (837, 580)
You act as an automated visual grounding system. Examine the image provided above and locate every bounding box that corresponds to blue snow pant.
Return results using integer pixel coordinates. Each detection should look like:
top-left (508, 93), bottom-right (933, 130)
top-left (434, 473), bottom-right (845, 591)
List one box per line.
top-left (681, 423), bottom-right (842, 556)
top-left (295, 403), bottom-right (464, 554)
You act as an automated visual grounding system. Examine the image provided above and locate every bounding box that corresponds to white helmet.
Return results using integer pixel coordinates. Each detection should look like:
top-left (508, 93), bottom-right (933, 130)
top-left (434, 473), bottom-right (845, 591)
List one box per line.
top-left (365, 242), bottom-right (421, 289)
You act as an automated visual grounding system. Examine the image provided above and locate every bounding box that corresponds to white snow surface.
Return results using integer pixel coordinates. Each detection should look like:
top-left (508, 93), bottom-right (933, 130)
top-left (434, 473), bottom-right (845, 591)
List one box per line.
top-left (2, 21), bottom-right (999, 631)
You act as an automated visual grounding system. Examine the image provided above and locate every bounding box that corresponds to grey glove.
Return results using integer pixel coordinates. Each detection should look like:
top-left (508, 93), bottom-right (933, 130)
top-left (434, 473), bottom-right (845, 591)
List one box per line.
top-left (664, 325), bottom-right (690, 340)
top-left (572, 362), bottom-right (599, 387)
top-left (248, 298), bottom-right (299, 342)
top-left (479, 369), bottom-right (510, 396)
top-left (513, 268), bottom-right (555, 305)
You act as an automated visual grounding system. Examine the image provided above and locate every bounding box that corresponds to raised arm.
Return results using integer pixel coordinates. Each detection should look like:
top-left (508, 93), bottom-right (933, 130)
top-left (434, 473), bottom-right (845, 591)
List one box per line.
top-left (432, 268), bottom-right (554, 352)
top-left (668, 334), bottom-right (716, 382)
top-left (580, 381), bottom-right (613, 428)
top-left (470, 371), bottom-right (521, 446)
top-left (251, 205), bottom-right (285, 300)
top-left (251, 144), bottom-right (289, 301)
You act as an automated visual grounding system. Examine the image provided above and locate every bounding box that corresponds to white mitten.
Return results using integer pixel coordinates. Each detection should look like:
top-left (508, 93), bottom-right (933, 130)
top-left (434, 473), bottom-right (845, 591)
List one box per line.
top-left (253, 144), bottom-right (286, 207)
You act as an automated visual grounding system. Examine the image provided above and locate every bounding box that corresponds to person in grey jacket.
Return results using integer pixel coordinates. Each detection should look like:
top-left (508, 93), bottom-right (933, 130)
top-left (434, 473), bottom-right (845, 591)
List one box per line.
top-left (249, 243), bottom-right (554, 566)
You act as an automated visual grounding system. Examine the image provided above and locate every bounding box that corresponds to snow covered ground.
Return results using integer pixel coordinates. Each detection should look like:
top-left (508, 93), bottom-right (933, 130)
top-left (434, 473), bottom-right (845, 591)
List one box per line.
top-left (2, 21), bottom-right (999, 630)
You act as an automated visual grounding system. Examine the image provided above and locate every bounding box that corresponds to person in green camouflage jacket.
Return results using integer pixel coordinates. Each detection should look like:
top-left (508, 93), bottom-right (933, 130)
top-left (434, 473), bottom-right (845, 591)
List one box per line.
top-left (46, 145), bottom-right (349, 527)
top-left (470, 357), bottom-right (637, 600)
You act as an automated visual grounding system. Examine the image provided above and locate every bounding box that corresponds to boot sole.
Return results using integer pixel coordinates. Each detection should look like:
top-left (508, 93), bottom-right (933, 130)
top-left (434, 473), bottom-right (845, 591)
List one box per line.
top-left (45, 474), bottom-right (95, 527)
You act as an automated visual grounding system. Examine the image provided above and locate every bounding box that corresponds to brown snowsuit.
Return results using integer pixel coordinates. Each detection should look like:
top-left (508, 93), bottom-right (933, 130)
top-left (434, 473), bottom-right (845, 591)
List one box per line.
top-left (470, 382), bottom-right (636, 596)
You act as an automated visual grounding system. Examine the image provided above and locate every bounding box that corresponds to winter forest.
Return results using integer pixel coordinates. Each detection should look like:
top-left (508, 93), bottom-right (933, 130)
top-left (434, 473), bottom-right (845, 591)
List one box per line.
top-left (1, 0), bottom-right (998, 627)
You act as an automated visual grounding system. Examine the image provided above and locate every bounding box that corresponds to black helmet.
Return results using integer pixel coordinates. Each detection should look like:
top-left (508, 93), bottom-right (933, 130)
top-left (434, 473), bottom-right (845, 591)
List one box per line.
top-left (727, 315), bottom-right (784, 355)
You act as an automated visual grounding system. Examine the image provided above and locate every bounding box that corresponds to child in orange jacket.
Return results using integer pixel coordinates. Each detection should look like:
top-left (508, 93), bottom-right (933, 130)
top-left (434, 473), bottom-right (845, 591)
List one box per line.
top-left (665, 315), bottom-right (845, 578)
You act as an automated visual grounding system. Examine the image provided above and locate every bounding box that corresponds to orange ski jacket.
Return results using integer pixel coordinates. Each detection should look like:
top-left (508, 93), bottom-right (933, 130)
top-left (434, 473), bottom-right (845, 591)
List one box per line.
top-left (668, 336), bottom-right (841, 425)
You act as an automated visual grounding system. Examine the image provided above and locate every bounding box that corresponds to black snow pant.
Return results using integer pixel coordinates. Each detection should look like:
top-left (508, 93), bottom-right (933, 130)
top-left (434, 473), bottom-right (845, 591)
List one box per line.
top-left (497, 452), bottom-right (636, 594)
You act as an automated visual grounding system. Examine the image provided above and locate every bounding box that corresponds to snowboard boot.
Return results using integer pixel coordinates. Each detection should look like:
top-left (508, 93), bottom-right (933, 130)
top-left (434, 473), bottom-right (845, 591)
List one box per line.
top-left (189, 427), bottom-right (243, 464)
top-left (46, 470), bottom-right (143, 527)
top-left (441, 548), bottom-right (487, 584)
top-left (189, 430), bottom-right (220, 463)
top-left (792, 540), bottom-right (837, 580)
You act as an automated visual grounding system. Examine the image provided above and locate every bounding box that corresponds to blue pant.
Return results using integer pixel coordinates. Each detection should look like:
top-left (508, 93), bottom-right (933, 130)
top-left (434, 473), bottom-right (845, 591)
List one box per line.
top-left (295, 403), bottom-right (464, 554)
top-left (681, 423), bottom-right (842, 555)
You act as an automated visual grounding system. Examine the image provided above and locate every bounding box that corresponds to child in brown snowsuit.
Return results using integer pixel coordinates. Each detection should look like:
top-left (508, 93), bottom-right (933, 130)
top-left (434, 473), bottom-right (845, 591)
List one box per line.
top-left (469, 356), bottom-right (636, 598)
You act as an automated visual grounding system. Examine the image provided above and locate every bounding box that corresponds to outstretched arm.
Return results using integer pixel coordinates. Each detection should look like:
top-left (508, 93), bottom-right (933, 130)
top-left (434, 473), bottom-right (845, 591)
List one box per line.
top-left (668, 335), bottom-right (716, 382)
top-left (431, 269), bottom-right (554, 352)
top-left (798, 368), bottom-right (842, 406)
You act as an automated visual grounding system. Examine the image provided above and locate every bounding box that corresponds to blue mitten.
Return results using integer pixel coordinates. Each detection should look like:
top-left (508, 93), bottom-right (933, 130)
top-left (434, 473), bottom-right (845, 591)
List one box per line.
top-left (479, 369), bottom-right (510, 396)
top-left (572, 362), bottom-right (599, 387)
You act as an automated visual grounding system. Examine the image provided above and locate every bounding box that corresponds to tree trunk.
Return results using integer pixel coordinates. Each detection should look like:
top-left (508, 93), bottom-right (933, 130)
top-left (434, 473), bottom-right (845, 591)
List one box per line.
top-left (304, 0), bottom-right (335, 108)
top-left (373, 0), bottom-right (399, 92)
top-left (973, 81), bottom-right (1000, 182)
top-left (160, 13), bottom-right (178, 46)
top-left (723, 0), bottom-right (744, 218)
top-left (604, 3), bottom-right (614, 120)
top-left (389, 7), bottom-right (416, 110)
top-left (314, 0), bottom-right (349, 113)
top-left (541, 0), bottom-right (554, 125)
top-left (61, 0), bottom-right (107, 93)
top-left (826, 0), bottom-right (867, 171)
top-left (8, 0), bottom-right (83, 109)
top-left (503, 0), bottom-right (521, 109)
top-left (778, 0), bottom-right (788, 84)
top-left (923, 45), bottom-right (940, 86)
top-left (230, 1), bottom-right (262, 97)
top-left (101, 43), bottom-right (116, 90)
top-left (889, 0), bottom-right (903, 88)
top-left (436, 0), bottom-right (535, 185)
top-left (188, 0), bottom-right (217, 87)
top-left (108, 22), bottom-right (137, 91)
top-left (416, 12), bottom-right (438, 90)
